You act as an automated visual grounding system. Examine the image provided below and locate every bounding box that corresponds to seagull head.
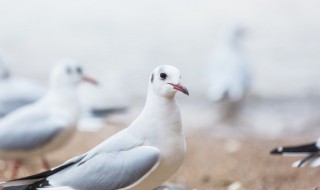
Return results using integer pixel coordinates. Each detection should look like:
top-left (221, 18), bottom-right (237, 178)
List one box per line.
top-left (225, 23), bottom-right (245, 44)
top-left (149, 65), bottom-right (189, 98)
top-left (50, 59), bottom-right (98, 89)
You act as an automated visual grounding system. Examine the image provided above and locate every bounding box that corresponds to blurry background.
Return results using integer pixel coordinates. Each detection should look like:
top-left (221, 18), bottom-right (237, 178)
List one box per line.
top-left (1, 0), bottom-right (320, 189)
top-left (1, 0), bottom-right (320, 98)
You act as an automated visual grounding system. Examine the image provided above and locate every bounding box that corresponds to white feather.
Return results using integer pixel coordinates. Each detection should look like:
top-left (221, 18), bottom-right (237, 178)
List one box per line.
top-left (292, 160), bottom-right (304, 167)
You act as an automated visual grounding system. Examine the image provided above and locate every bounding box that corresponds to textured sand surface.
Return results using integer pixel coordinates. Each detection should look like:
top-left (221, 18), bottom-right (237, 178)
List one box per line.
top-left (0, 122), bottom-right (319, 190)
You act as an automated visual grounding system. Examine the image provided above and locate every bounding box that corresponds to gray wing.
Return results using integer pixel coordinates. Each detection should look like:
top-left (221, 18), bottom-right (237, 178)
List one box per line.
top-left (48, 146), bottom-right (160, 190)
top-left (0, 79), bottom-right (46, 116)
top-left (0, 99), bottom-right (35, 117)
top-left (0, 115), bottom-right (63, 150)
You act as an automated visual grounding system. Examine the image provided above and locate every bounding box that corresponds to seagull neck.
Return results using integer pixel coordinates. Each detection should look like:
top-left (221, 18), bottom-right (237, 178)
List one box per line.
top-left (46, 86), bottom-right (80, 120)
top-left (144, 91), bottom-right (177, 112)
top-left (134, 90), bottom-right (182, 135)
top-left (49, 85), bottom-right (78, 102)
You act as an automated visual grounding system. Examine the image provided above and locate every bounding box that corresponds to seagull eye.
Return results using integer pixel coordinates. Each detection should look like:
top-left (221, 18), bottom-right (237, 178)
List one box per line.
top-left (160, 73), bottom-right (167, 80)
top-left (76, 67), bottom-right (83, 74)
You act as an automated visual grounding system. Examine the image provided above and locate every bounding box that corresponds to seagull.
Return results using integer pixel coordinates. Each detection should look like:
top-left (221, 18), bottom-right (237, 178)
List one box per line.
top-left (270, 138), bottom-right (320, 168)
top-left (0, 59), bottom-right (97, 179)
top-left (207, 24), bottom-right (251, 102)
top-left (206, 24), bottom-right (251, 122)
top-left (0, 56), bottom-right (122, 120)
top-left (0, 65), bottom-right (189, 190)
top-left (0, 56), bottom-right (46, 117)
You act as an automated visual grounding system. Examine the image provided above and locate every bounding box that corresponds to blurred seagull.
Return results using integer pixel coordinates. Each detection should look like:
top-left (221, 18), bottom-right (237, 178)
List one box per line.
top-left (207, 24), bottom-right (251, 122)
top-left (0, 56), bottom-right (124, 121)
top-left (0, 59), bottom-right (97, 179)
top-left (271, 138), bottom-right (320, 168)
top-left (207, 24), bottom-right (251, 102)
top-left (0, 56), bottom-right (46, 117)
top-left (0, 65), bottom-right (189, 190)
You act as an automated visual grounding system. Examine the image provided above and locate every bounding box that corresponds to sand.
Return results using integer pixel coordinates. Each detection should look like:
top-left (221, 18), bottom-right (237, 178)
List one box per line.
top-left (0, 123), bottom-right (319, 190)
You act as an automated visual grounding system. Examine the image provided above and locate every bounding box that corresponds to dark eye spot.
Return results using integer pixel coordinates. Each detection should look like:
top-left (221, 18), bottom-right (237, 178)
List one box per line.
top-left (76, 67), bottom-right (83, 74)
top-left (151, 73), bottom-right (154, 83)
top-left (160, 73), bottom-right (167, 80)
top-left (66, 67), bottom-right (72, 74)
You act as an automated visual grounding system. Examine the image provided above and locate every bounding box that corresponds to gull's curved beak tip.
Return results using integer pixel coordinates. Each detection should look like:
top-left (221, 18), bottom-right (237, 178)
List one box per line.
top-left (82, 76), bottom-right (98, 85)
top-left (169, 83), bottom-right (189, 96)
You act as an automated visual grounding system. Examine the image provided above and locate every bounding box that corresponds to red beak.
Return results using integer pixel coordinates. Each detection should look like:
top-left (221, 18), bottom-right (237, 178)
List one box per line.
top-left (82, 76), bottom-right (98, 85)
top-left (168, 83), bottom-right (189, 95)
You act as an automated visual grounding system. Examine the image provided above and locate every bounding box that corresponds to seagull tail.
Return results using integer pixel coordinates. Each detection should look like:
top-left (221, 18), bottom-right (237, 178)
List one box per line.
top-left (291, 154), bottom-right (319, 168)
top-left (0, 161), bottom-right (76, 190)
top-left (270, 142), bottom-right (318, 156)
top-left (1, 178), bottom-right (48, 190)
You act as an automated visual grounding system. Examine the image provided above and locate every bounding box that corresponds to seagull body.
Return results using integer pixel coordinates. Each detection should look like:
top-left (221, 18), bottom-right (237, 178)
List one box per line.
top-left (0, 59), bottom-right (97, 178)
top-left (270, 138), bottom-right (320, 168)
top-left (207, 25), bottom-right (251, 103)
top-left (206, 25), bottom-right (251, 124)
top-left (0, 88), bottom-right (79, 160)
top-left (0, 57), bottom-right (46, 116)
top-left (1, 65), bottom-right (189, 190)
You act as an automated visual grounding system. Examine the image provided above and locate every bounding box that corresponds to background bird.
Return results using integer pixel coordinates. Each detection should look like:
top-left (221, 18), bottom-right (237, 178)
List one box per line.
top-left (0, 56), bottom-right (46, 117)
top-left (0, 59), bottom-right (97, 179)
top-left (0, 55), bottom-right (126, 132)
top-left (206, 24), bottom-right (251, 124)
top-left (0, 65), bottom-right (189, 190)
top-left (271, 138), bottom-right (320, 168)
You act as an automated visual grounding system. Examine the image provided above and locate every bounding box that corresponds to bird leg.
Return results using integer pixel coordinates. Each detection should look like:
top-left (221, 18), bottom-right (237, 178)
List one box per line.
top-left (11, 160), bottom-right (20, 179)
top-left (41, 157), bottom-right (51, 170)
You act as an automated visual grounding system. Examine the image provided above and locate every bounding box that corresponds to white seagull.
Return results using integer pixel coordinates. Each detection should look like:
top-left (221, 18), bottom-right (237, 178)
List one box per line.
top-left (0, 59), bottom-right (97, 179)
top-left (207, 24), bottom-right (251, 103)
top-left (0, 65), bottom-right (189, 190)
top-left (206, 24), bottom-right (251, 123)
top-left (271, 138), bottom-right (320, 168)
top-left (0, 56), bottom-right (46, 117)
top-left (0, 56), bottom-right (122, 120)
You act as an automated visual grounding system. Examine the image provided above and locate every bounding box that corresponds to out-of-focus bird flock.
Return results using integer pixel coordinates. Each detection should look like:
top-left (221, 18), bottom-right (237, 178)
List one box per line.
top-left (0, 0), bottom-right (320, 189)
